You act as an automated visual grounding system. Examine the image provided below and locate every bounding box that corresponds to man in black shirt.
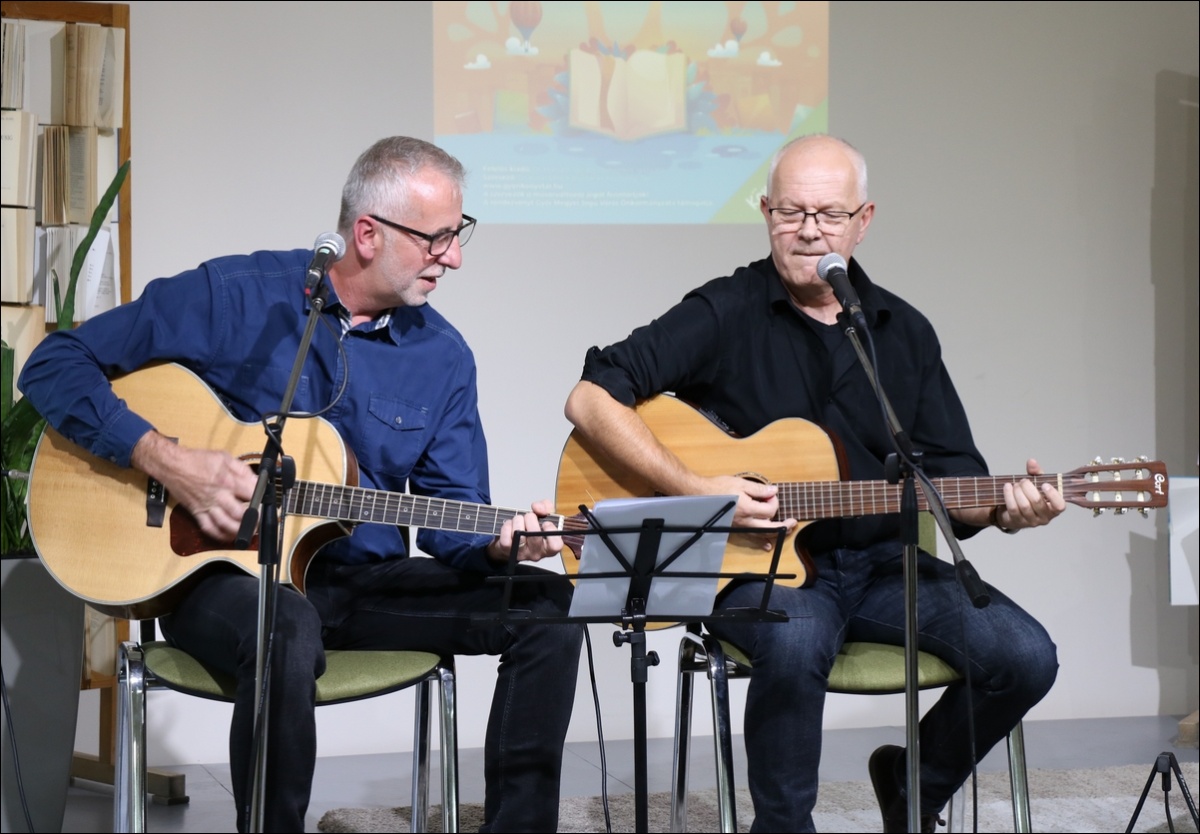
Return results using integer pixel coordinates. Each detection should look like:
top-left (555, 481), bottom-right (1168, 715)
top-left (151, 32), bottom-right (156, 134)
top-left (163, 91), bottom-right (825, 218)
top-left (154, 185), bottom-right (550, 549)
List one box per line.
top-left (564, 135), bottom-right (1063, 832)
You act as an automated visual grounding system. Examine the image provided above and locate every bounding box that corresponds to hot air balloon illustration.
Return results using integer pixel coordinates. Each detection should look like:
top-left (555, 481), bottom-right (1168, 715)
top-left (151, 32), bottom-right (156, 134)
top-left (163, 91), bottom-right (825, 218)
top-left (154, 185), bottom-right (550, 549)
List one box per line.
top-left (730, 17), bottom-right (747, 43)
top-left (511, 2), bottom-right (543, 52)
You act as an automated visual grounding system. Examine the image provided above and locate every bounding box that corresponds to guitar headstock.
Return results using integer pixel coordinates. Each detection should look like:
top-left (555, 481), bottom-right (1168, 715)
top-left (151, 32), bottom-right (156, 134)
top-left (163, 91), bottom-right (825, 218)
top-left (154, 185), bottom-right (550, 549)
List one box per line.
top-left (1062, 457), bottom-right (1169, 515)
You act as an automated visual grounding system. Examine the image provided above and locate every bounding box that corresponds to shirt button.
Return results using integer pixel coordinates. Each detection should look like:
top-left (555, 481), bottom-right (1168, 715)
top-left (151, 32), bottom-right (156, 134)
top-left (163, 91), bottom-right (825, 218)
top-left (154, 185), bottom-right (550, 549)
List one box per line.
top-left (394, 416), bottom-right (403, 425)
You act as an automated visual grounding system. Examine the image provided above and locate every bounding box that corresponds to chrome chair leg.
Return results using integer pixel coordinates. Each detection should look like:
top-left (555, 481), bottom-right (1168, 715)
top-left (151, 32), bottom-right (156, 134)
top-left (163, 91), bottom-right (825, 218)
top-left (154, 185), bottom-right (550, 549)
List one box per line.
top-left (931, 722), bottom-right (1031, 834)
top-left (409, 658), bottom-right (458, 833)
top-left (670, 631), bottom-right (701, 832)
top-left (411, 675), bottom-right (432, 833)
top-left (1007, 721), bottom-right (1031, 833)
top-left (114, 641), bottom-right (147, 834)
top-left (946, 784), bottom-right (963, 833)
top-left (437, 659), bottom-right (458, 833)
top-left (671, 631), bottom-right (738, 833)
top-left (702, 634), bottom-right (737, 834)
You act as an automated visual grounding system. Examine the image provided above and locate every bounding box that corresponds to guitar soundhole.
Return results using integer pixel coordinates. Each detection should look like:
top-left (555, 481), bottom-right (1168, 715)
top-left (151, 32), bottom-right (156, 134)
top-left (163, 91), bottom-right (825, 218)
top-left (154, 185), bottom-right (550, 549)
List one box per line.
top-left (737, 471), bottom-right (770, 485)
top-left (169, 505), bottom-right (258, 557)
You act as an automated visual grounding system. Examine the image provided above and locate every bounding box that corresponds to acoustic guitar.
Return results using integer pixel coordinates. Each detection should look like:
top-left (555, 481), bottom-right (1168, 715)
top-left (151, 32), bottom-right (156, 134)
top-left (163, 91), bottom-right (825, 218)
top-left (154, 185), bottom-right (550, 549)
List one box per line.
top-left (27, 367), bottom-right (1169, 619)
top-left (26, 363), bottom-right (570, 619)
top-left (554, 395), bottom-right (1169, 591)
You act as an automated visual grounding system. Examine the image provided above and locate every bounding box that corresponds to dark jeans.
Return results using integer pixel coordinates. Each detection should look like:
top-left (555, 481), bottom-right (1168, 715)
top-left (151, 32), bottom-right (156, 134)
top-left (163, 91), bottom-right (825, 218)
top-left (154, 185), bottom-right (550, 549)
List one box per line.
top-left (706, 542), bottom-right (1058, 833)
top-left (161, 557), bottom-right (582, 833)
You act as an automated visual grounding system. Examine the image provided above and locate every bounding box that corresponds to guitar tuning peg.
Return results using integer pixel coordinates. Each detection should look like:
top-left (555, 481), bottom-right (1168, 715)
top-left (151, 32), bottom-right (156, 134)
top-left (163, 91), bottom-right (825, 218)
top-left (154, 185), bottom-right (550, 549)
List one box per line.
top-left (1111, 457), bottom-right (1126, 465)
top-left (1092, 507), bottom-right (1106, 516)
top-left (1139, 508), bottom-right (1149, 517)
top-left (1114, 507), bottom-right (1128, 515)
top-left (1137, 455), bottom-right (1149, 462)
top-left (1091, 456), bottom-right (1103, 465)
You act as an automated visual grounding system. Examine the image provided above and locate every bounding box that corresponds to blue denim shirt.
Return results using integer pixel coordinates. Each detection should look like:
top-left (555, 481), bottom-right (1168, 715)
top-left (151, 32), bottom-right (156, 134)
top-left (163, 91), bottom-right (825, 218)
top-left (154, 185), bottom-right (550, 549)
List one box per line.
top-left (18, 248), bottom-right (498, 571)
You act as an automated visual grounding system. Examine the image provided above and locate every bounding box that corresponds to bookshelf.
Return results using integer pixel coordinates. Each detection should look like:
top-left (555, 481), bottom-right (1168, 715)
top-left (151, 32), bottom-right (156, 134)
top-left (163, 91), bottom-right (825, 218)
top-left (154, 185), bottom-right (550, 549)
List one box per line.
top-left (1, 0), bottom-right (132, 309)
top-left (0, 0), bottom-right (169, 806)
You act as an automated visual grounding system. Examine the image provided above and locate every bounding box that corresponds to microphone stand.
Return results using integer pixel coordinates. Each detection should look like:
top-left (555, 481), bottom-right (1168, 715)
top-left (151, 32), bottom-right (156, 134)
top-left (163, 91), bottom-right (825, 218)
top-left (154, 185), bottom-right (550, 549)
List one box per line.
top-left (234, 277), bottom-right (332, 832)
top-left (838, 312), bottom-right (990, 834)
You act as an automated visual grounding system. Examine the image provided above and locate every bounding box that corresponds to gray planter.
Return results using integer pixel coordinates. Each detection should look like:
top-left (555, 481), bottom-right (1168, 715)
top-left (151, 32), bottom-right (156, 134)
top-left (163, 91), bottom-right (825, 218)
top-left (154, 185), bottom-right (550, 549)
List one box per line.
top-left (2, 554), bottom-right (85, 834)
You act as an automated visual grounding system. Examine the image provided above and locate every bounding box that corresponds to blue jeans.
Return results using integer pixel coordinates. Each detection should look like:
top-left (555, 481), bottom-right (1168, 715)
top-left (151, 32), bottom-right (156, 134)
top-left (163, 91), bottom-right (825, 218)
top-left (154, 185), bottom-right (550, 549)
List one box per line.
top-left (706, 542), bottom-right (1058, 833)
top-left (161, 558), bottom-right (582, 833)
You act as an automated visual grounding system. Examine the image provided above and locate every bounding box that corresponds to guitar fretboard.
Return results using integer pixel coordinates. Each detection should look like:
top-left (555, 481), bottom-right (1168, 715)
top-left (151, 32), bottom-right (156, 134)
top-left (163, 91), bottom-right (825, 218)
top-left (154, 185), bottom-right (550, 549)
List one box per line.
top-left (286, 480), bottom-right (566, 536)
top-left (777, 473), bottom-right (1066, 520)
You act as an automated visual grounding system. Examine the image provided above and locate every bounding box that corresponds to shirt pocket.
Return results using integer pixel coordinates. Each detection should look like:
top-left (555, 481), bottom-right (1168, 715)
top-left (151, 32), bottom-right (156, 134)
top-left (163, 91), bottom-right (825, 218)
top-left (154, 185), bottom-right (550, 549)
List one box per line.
top-left (360, 395), bottom-right (430, 473)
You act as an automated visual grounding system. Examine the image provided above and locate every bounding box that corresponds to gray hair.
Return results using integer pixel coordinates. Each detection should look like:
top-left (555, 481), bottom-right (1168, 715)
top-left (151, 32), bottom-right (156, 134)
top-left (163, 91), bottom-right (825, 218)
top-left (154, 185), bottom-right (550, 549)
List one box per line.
top-left (337, 137), bottom-right (467, 234)
top-left (766, 134), bottom-right (868, 203)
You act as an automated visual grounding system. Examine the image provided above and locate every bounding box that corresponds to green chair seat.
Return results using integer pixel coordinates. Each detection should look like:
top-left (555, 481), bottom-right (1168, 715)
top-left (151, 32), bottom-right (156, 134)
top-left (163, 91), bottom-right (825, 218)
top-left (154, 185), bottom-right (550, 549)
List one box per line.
top-left (828, 641), bottom-right (959, 693)
top-left (142, 642), bottom-right (442, 705)
top-left (716, 639), bottom-right (959, 694)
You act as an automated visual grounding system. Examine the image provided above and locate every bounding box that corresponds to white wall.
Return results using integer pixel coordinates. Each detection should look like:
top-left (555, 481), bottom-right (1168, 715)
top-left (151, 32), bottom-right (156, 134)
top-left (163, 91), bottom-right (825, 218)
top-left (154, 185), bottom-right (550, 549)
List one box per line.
top-left (69, 1), bottom-right (1199, 768)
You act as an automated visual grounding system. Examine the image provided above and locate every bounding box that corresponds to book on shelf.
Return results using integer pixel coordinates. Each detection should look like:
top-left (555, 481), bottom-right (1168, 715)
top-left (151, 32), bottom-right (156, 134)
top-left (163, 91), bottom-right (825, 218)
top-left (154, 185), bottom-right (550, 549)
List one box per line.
top-left (21, 18), bottom-right (68, 125)
top-left (1, 109), bottom-right (39, 208)
top-left (1, 206), bottom-right (36, 303)
top-left (38, 123), bottom-right (69, 226)
top-left (80, 222), bottom-right (118, 320)
top-left (4, 19), bottom-right (124, 128)
top-left (65, 22), bottom-right (124, 130)
top-left (37, 124), bottom-right (117, 226)
top-left (2, 18), bottom-right (26, 110)
top-left (67, 125), bottom-right (118, 225)
top-left (34, 223), bottom-right (118, 322)
top-left (4, 18), bottom-right (69, 123)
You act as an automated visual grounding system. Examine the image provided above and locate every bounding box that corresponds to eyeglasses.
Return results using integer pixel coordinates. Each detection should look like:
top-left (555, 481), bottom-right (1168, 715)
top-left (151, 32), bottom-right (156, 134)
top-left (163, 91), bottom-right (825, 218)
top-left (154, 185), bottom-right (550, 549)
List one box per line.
top-left (766, 203), bottom-right (867, 235)
top-left (368, 213), bottom-right (476, 256)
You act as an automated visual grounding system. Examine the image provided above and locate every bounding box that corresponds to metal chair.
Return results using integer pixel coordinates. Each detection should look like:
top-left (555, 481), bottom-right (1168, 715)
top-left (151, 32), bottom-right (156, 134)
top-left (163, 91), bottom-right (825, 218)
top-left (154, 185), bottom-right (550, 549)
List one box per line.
top-left (669, 515), bottom-right (1032, 833)
top-left (669, 628), bottom-right (1031, 832)
top-left (114, 634), bottom-right (458, 833)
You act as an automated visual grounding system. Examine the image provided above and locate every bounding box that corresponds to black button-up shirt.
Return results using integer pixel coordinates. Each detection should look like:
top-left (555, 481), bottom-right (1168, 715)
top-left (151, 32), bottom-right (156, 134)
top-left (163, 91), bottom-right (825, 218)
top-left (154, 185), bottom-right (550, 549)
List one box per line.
top-left (580, 255), bottom-right (989, 552)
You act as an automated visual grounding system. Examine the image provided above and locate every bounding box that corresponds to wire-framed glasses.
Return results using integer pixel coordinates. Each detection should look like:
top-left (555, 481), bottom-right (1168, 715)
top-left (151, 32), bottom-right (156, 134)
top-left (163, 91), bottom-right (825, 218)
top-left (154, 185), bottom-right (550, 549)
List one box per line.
top-left (766, 203), bottom-right (866, 235)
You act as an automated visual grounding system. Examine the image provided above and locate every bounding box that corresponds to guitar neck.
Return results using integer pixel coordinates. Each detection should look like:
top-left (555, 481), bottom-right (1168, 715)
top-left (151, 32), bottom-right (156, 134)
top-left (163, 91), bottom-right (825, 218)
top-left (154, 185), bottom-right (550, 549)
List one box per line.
top-left (777, 473), bottom-right (1065, 520)
top-left (286, 480), bottom-right (564, 536)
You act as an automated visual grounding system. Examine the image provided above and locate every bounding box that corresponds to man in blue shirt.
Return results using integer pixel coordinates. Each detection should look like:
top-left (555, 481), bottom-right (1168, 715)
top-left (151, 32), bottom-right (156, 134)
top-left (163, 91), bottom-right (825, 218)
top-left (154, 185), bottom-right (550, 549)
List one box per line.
top-left (565, 134), bottom-right (1063, 833)
top-left (20, 136), bottom-right (582, 832)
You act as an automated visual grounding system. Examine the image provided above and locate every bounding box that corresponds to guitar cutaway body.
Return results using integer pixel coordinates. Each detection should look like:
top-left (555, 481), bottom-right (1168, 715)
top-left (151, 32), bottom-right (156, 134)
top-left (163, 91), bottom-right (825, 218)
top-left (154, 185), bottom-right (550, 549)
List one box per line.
top-left (555, 395), bottom-right (847, 591)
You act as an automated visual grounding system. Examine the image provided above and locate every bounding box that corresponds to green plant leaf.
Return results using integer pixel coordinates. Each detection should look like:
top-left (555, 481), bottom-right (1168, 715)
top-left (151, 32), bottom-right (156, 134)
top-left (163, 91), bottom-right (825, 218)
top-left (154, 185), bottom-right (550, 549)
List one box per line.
top-left (1, 340), bottom-right (12, 416)
top-left (0, 396), bottom-right (44, 554)
top-left (49, 267), bottom-right (64, 324)
top-left (63, 158), bottom-right (130, 331)
top-left (4, 160), bottom-right (128, 553)
top-left (2, 396), bottom-right (43, 460)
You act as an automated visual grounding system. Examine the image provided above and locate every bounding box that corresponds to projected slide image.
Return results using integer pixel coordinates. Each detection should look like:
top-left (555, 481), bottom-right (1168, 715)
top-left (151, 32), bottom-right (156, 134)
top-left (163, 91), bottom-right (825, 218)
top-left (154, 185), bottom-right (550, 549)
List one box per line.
top-left (433, 2), bottom-right (829, 224)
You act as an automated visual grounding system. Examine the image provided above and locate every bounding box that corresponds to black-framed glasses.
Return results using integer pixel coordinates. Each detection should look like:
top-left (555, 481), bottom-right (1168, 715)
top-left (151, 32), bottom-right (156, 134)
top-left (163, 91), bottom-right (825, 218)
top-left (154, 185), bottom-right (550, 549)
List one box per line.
top-left (766, 203), bottom-right (867, 235)
top-left (369, 213), bottom-right (476, 256)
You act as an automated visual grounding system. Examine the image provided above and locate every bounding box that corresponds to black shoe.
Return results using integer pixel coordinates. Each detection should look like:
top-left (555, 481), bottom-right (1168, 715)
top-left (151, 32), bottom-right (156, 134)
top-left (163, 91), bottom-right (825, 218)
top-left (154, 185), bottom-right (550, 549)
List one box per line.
top-left (868, 744), bottom-right (943, 833)
top-left (869, 744), bottom-right (907, 833)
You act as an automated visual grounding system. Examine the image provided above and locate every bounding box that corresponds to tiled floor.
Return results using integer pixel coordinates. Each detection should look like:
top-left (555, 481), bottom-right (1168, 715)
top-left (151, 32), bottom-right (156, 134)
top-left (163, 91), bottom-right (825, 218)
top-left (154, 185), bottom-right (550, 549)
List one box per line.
top-left (49, 714), bottom-right (1199, 832)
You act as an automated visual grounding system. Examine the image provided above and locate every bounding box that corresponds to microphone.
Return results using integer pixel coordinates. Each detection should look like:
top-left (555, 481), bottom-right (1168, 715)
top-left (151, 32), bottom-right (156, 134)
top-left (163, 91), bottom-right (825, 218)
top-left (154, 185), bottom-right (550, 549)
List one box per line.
top-left (305, 232), bottom-right (345, 293)
top-left (817, 252), bottom-right (867, 330)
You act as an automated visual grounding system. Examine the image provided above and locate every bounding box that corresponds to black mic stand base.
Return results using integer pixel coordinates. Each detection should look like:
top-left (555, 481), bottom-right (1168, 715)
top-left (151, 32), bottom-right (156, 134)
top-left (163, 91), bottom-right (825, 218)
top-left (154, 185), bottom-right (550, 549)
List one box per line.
top-left (1125, 751), bottom-right (1199, 833)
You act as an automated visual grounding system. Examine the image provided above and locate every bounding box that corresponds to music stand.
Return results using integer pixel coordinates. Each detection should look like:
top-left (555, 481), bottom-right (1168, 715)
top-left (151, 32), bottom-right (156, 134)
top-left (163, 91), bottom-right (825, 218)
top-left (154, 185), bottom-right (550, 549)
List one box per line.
top-left (489, 495), bottom-right (790, 834)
